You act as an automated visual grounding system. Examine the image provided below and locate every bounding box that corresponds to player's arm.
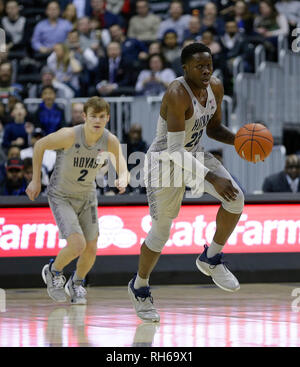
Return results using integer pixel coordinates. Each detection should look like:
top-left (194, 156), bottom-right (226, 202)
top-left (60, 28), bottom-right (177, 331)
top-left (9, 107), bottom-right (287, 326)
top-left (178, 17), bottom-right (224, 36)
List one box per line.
top-left (107, 133), bottom-right (130, 194)
top-left (206, 78), bottom-right (235, 145)
top-left (26, 128), bottom-right (75, 200)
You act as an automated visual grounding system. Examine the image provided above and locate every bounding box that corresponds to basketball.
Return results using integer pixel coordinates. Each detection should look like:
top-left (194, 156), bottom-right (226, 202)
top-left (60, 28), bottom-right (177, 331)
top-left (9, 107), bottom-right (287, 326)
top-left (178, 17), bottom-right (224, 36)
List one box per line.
top-left (234, 123), bottom-right (274, 163)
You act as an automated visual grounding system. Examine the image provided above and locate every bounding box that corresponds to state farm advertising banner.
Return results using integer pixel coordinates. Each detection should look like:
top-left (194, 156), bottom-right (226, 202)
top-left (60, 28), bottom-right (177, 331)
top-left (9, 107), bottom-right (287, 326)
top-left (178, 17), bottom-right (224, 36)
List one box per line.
top-left (0, 204), bottom-right (300, 257)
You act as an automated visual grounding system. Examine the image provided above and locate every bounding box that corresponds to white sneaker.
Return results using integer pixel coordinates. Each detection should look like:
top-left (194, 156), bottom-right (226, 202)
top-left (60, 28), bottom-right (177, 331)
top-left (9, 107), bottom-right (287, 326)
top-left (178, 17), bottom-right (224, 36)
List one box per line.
top-left (65, 274), bottom-right (87, 305)
top-left (196, 245), bottom-right (240, 292)
top-left (128, 275), bottom-right (160, 323)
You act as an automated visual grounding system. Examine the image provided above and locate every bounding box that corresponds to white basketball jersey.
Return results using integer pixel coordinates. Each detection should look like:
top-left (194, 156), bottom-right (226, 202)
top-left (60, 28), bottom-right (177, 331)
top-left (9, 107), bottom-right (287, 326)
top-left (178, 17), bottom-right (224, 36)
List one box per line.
top-left (148, 76), bottom-right (217, 154)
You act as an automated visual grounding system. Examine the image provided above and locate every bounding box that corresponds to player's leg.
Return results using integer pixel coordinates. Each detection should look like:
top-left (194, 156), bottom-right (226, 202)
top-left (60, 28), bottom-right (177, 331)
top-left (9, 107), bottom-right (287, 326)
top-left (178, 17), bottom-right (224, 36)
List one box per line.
top-left (196, 157), bottom-right (244, 292)
top-left (42, 195), bottom-right (86, 302)
top-left (65, 196), bottom-right (99, 304)
top-left (129, 185), bottom-right (185, 322)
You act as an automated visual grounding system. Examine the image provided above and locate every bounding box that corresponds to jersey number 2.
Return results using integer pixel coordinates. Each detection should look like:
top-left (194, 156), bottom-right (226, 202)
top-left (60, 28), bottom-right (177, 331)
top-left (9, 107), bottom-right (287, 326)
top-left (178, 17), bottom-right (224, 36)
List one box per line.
top-left (185, 131), bottom-right (203, 148)
top-left (77, 169), bottom-right (88, 182)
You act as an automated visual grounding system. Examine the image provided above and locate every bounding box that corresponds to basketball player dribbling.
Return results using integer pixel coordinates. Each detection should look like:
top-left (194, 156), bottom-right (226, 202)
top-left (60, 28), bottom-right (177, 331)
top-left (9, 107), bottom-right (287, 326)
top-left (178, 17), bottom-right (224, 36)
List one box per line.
top-left (26, 97), bottom-right (129, 304)
top-left (128, 43), bottom-right (244, 322)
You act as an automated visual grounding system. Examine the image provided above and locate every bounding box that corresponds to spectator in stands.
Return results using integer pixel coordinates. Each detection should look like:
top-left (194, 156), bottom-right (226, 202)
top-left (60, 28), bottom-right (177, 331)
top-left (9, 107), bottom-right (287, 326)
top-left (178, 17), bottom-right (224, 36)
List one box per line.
top-left (47, 43), bottom-right (82, 96)
top-left (200, 29), bottom-right (222, 55)
top-left (161, 29), bottom-right (181, 64)
top-left (93, 41), bottom-right (135, 97)
top-left (66, 29), bottom-right (99, 71)
top-left (127, 0), bottom-right (161, 44)
top-left (233, 0), bottom-right (255, 34)
top-left (109, 24), bottom-right (148, 67)
top-left (220, 20), bottom-right (244, 54)
top-left (77, 16), bottom-right (107, 59)
top-left (0, 157), bottom-right (27, 195)
top-left (62, 3), bottom-right (78, 28)
top-left (20, 127), bottom-right (55, 187)
top-left (0, 61), bottom-right (23, 101)
top-left (90, 0), bottom-right (123, 28)
top-left (135, 53), bottom-right (176, 96)
top-left (1, 0), bottom-right (27, 53)
top-left (23, 157), bottom-right (33, 186)
top-left (254, 0), bottom-right (289, 40)
top-left (201, 2), bottom-right (225, 36)
top-left (171, 38), bottom-right (194, 76)
top-left (0, 122), bottom-right (4, 164)
top-left (28, 66), bottom-right (75, 99)
top-left (262, 155), bottom-right (300, 193)
top-left (60, 0), bottom-right (92, 18)
top-left (106, 0), bottom-right (125, 15)
top-left (275, 0), bottom-right (300, 28)
top-left (68, 102), bottom-right (84, 126)
top-left (157, 0), bottom-right (191, 44)
top-left (34, 86), bottom-right (65, 135)
top-left (0, 144), bottom-right (20, 184)
top-left (31, 1), bottom-right (73, 56)
top-left (2, 102), bottom-right (33, 151)
top-left (124, 123), bottom-right (148, 194)
top-left (182, 15), bottom-right (203, 42)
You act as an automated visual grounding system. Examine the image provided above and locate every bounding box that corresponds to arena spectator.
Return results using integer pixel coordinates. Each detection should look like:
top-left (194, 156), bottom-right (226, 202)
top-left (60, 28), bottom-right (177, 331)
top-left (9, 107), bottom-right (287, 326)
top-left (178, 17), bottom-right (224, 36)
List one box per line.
top-left (59, 0), bottom-right (92, 18)
top-left (0, 157), bottom-right (27, 195)
top-left (93, 41), bottom-right (135, 97)
top-left (62, 3), bottom-right (78, 28)
top-left (68, 102), bottom-right (84, 126)
top-left (106, 0), bottom-right (125, 15)
top-left (77, 16), bottom-right (108, 56)
top-left (0, 62), bottom-right (23, 101)
top-left (47, 43), bottom-right (82, 96)
top-left (0, 122), bottom-right (4, 164)
top-left (157, 0), bottom-right (191, 44)
top-left (20, 127), bottom-right (55, 186)
top-left (161, 29), bottom-right (181, 64)
top-left (23, 157), bottom-right (33, 186)
top-left (220, 20), bottom-right (244, 53)
top-left (1, 1), bottom-right (27, 52)
top-left (200, 29), bottom-right (222, 55)
top-left (2, 101), bottom-right (33, 150)
top-left (135, 53), bottom-right (176, 96)
top-left (182, 15), bottom-right (203, 42)
top-left (201, 2), bottom-right (225, 36)
top-left (262, 155), bottom-right (300, 193)
top-left (127, 0), bottom-right (161, 44)
top-left (28, 66), bottom-right (75, 99)
top-left (31, 1), bottom-right (73, 55)
top-left (109, 24), bottom-right (148, 67)
top-left (0, 144), bottom-right (20, 184)
top-left (90, 0), bottom-right (123, 28)
top-left (171, 38), bottom-right (194, 76)
top-left (233, 0), bottom-right (255, 34)
top-left (34, 86), bottom-right (65, 135)
top-left (275, 0), bottom-right (300, 28)
top-left (66, 29), bottom-right (99, 71)
top-left (254, 0), bottom-right (289, 39)
top-left (124, 123), bottom-right (148, 194)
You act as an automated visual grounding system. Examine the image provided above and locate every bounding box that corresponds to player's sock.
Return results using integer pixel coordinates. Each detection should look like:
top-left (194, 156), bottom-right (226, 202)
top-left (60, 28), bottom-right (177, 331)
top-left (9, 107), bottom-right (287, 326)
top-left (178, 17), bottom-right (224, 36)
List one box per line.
top-left (72, 271), bottom-right (84, 283)
top-left (134, 273), bottom-right (149, 290)
top-left (207, 240), bottom-right (224, 258)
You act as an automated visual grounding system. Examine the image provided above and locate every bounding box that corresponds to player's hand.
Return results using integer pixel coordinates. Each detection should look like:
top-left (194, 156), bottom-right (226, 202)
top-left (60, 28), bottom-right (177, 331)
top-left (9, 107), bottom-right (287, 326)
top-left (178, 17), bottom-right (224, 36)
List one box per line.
top-left (26, 180), bottom-right (41, 201)
top-left (206, 173), bottom-right (239, 202)
top-left (114, 178), bottom-right (127, 194)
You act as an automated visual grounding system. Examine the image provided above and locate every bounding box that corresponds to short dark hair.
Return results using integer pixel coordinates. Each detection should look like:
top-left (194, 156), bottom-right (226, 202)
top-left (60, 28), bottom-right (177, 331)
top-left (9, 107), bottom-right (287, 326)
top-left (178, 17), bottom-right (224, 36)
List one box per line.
top-left (41, 85), bottom-right (56, 94)
top-left (181, 42), bottom-right (211, 65)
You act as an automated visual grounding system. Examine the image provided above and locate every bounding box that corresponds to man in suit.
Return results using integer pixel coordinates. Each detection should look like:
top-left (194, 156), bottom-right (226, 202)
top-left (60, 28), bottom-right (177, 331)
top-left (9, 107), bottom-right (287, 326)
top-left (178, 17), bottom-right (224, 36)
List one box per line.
top-left (92, 41), bottom-right (135, 96)
top-left (262, 154), bottom-right (300, 193)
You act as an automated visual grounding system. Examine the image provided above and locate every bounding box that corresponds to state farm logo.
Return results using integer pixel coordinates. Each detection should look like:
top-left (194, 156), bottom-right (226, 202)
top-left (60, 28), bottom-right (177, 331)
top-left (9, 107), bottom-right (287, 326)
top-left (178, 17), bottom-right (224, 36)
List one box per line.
top-left (97, 215), bottom-right (137, 249)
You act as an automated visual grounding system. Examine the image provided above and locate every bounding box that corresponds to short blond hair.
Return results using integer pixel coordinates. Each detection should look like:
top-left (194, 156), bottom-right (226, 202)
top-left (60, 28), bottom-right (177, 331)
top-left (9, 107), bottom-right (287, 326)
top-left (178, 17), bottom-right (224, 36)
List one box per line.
top-left (84, 96), bottom-right (110, 115)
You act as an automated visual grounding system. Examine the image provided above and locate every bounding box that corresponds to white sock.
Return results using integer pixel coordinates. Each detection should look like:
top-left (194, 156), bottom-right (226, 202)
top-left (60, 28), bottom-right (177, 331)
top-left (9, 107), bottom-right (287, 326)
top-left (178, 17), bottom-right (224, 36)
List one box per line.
top-left (207, 240), bottom-right (224, 258)
top-left (134, 273), bottom-right (149, 289)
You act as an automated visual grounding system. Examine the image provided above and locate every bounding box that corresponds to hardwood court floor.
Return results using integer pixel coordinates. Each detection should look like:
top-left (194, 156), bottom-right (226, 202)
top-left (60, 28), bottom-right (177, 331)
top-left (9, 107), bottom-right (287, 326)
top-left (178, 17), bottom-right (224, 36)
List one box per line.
top-left (0, 283), bottom-right (300, 347)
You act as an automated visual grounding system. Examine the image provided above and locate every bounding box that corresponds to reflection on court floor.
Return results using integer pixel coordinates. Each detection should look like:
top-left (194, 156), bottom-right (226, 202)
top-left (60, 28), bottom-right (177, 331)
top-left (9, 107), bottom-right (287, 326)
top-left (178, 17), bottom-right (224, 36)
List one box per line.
top-left (0, 283), bottom-right (300, 347)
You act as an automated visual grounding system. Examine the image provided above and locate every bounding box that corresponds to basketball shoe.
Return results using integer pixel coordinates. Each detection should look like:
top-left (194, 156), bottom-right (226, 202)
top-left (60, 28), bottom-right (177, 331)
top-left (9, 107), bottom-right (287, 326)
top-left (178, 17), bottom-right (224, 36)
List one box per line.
top-left (196, 245), bottom-right (240, 292)
top-left (128, 275), bottom-right (160, 322)
top-left (65, 273), bottom-right (87, 305)
top-left (42, 259), bottom-right (67, 302)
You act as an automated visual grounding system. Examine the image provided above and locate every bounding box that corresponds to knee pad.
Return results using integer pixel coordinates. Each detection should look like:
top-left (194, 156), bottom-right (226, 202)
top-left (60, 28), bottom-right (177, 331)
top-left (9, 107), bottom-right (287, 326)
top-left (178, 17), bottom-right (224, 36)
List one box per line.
top-left (222, 188), bottom-right (244, 214)
top-left (145, 217), bottom-right (173, 252)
